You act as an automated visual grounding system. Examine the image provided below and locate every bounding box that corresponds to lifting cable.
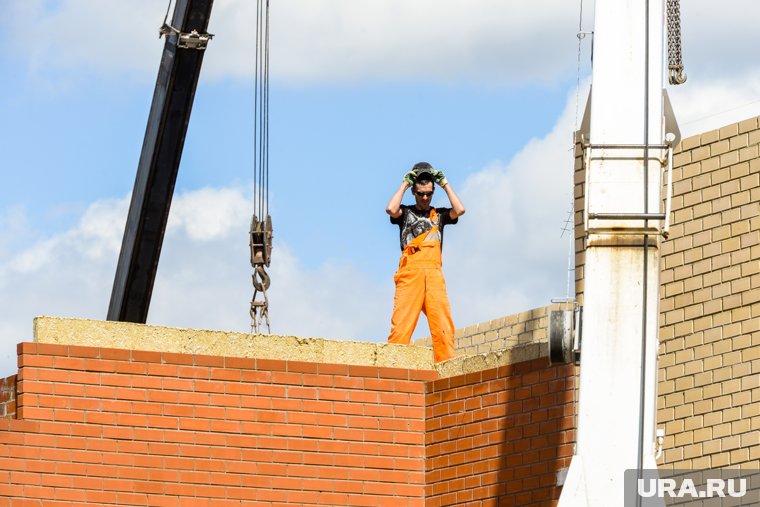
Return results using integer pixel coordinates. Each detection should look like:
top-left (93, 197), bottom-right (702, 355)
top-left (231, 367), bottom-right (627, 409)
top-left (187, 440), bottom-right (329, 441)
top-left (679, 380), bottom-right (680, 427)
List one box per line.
top-left (249, 0), bottom-right (273, 334)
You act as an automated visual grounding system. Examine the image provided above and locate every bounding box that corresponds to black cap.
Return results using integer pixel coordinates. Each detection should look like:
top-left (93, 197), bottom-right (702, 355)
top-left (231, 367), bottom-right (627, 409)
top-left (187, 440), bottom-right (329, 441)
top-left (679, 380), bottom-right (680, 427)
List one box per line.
top-left (412, 161), bottom-right (433, 172)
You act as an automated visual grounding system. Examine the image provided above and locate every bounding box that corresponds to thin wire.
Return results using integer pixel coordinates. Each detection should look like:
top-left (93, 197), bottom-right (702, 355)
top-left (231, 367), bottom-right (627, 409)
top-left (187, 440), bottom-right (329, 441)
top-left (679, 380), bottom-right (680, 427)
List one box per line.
top-left (573, 0), bottom-right (586, 131)
top-left (681, 99), bottom-right (760, 126)
top-left (565, 0), bottom-right (586, 300)
top-left (563, 210), bottom-right (574, 300)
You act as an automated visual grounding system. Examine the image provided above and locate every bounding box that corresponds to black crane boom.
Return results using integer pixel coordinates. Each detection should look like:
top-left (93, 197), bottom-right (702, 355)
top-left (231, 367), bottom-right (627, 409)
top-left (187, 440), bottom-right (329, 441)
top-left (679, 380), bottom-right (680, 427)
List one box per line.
top-left (108, 0), bottom-right (214, 323)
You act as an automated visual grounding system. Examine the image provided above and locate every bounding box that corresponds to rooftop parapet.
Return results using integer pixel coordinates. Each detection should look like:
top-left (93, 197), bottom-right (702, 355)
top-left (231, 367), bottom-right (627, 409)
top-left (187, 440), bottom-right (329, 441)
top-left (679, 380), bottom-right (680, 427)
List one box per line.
top-left (33, 316), bottom-right (548, 378)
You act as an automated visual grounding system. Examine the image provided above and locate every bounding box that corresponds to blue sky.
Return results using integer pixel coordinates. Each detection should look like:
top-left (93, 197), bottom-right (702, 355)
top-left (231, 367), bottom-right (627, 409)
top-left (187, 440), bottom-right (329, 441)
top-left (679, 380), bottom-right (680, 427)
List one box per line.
top-left (1, 0), bottom-right (759, 376)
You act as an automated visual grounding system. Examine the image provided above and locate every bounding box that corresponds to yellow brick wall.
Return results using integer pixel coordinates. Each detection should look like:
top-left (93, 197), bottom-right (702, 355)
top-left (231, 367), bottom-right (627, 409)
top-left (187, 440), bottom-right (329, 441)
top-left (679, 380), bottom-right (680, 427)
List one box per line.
top-left (414, 304), bottom-right (560, 355)
top-left (574, 132), bottom-right (587, 305)
top-left (658, 116), bottom-right (760, 469)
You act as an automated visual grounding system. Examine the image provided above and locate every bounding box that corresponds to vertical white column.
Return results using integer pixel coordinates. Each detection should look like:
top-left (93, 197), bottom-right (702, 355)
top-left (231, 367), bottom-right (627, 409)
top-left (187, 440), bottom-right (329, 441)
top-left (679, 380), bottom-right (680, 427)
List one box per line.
top-left (558, 1), bottom-right (666, 505)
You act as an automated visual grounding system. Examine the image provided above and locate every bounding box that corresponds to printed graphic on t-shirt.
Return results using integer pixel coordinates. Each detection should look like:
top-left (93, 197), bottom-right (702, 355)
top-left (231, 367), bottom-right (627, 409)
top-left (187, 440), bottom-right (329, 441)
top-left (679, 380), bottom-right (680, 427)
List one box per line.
top-left (400, 211), bottom-right (441, 250)
top-left (396, 207), bottom-right (442, 250)
top-left (393, 206), bottom-right (455, 251)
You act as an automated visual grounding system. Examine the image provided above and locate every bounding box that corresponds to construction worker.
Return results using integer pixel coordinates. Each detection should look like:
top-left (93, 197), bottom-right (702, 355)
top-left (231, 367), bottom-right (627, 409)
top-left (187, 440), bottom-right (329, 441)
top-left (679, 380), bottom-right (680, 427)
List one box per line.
top-left (386, 162), bottom-right (466, 362)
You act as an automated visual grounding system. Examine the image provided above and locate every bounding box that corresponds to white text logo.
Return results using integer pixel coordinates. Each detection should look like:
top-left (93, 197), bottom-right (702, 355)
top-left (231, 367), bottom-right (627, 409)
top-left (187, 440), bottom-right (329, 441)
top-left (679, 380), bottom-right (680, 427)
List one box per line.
top-left (638, 478), bottom-right (747, 499)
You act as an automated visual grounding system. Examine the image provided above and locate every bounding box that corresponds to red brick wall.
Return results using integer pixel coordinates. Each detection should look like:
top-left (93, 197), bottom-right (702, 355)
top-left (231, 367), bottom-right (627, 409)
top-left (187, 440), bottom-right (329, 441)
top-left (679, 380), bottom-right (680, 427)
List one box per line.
top-left (1, 344), bottom-right (575, 506)
top-left (425, 359), bottom-right (576, 507)
top-left (1, 342), bottom-right (435, 506)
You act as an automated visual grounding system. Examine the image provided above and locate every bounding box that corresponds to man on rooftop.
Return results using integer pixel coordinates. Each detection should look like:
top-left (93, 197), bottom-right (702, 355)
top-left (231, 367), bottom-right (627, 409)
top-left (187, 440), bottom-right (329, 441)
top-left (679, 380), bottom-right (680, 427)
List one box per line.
top-left (385, 162), bottom-right (466, 363)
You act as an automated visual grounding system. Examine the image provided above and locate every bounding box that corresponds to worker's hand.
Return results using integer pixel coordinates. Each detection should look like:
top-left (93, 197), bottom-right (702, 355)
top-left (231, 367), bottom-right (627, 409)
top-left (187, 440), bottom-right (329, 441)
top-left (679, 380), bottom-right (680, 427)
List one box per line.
top-left (431, 169), bottom-right (448, 188)
top-left (403, 169), bottom-right (418, 186)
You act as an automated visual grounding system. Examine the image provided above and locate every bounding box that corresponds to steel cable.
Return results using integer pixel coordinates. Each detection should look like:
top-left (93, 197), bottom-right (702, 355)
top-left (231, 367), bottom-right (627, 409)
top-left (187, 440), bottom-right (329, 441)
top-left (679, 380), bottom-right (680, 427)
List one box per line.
top-left (250, 0), bottom-right (273, 334)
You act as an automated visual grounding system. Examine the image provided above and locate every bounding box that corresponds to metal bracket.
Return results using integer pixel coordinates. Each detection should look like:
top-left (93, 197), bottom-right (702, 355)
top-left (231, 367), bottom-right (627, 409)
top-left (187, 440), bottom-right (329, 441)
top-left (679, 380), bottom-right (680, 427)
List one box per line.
top-left (663, 90), bottom-right (682, 147)
top-left (160, 24), bottom-right (214, 50)
top-left (549, 304), bottom-right (582, 365)
top-left (582, 143), bottom-right (673, 237)
top-left (580, 90), bottom-right (680, 238)
top-left (249, 215), bottom-right (273, 334)
top-left (178, 29), bottom-right (214, 50)
top-left (250, 215), bottom-right (273, 269)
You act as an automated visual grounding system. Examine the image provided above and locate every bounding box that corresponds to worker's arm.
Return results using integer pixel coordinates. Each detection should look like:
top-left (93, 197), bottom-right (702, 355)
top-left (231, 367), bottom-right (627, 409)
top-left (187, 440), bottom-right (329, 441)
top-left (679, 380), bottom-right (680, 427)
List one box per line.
top-left (432, 169), bottom-right (465, 219)
top-left (386, 182), bottom-right (410, 218)
top-left (443, 183), bottom-right (466, 219)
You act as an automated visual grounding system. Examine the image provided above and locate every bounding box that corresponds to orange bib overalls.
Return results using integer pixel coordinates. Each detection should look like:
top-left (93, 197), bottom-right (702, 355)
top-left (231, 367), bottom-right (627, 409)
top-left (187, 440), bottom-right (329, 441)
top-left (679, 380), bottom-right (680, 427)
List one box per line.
top-left (387, 208), bottom-right (455, 363)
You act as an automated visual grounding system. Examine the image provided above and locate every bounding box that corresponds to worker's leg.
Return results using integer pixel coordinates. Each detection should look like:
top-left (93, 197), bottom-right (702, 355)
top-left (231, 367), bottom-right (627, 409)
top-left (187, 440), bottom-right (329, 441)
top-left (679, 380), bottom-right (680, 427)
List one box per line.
top-left (423, 268), bottom-right (455, 362)
top-left (388, 266), bottom-right (426, 345)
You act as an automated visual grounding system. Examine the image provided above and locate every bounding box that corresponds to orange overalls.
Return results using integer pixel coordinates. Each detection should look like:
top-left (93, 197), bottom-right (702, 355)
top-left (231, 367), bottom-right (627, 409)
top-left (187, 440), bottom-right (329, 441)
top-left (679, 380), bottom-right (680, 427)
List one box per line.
top-left (388, 208), bottom-right (455, 362)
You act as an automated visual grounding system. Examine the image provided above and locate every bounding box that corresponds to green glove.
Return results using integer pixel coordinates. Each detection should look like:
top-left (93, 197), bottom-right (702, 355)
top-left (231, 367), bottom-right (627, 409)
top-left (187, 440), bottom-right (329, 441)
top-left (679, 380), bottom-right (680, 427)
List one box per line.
top-left (403, 169), bottom-right (418, 186)
top-left (432, 169), bottom-right (448, 188)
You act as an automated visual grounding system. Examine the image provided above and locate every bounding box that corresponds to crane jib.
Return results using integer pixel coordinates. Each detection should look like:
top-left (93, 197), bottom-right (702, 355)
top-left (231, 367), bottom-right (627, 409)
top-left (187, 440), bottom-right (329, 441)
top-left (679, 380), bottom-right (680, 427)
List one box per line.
top-left (108, 0), bottom-right (215, 324)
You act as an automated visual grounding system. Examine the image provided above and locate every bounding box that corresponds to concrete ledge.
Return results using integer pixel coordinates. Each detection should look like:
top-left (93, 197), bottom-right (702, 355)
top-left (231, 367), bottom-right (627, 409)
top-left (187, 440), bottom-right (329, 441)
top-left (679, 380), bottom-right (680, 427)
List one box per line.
top-left (34, 316), bottom-right (435, 370)
top-left (33, 316), bottom-right (550, 376)
top-left (434, 342), bottom-right (548, 378)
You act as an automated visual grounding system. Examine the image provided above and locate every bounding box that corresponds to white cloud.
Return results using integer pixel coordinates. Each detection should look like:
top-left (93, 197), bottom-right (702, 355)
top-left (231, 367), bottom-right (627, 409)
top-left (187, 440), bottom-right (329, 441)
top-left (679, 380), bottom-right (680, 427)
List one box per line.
top-left (667, 73), bottom-right (760, 139)
top-left (677, 0), bottom-right (759, 79)
top-left (6, 0), bottom-right (580, 86)
top-left (168, 187), bottom-right (252, 241)
top-left (6, 197), bottom-right (126, 276)
top-left (6, 0), bottom-right (759, 93)
top-left (5, 0), bottom-right (160, 78)
top-left (263, 0), bottom-right (578, 85)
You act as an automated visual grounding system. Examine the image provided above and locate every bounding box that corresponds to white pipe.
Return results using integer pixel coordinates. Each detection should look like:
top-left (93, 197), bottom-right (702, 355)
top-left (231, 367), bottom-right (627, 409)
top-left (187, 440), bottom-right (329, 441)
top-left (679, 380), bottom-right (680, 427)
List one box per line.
top-left (663, 134), bottom-right (676, 237)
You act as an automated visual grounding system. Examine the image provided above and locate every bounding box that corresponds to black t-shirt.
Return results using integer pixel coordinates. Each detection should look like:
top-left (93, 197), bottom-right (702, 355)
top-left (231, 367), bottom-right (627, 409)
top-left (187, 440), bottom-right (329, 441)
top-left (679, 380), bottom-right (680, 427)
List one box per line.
top-left (390, 205), bottom-right (458, 251)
